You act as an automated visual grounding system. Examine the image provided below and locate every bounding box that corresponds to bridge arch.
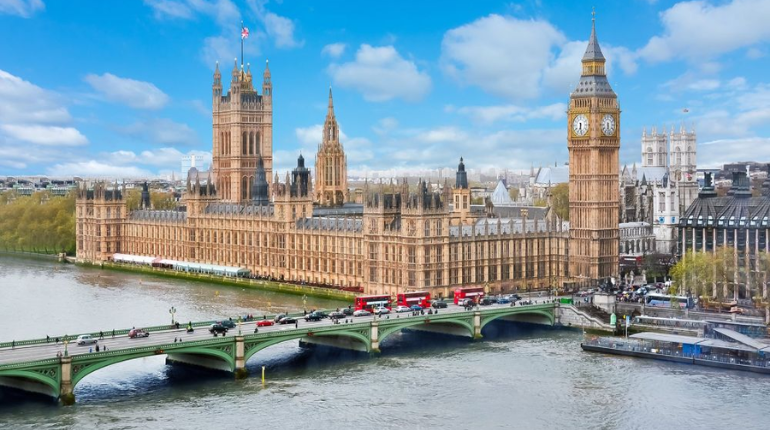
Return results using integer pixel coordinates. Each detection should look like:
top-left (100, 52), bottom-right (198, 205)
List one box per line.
top-left (243, 330), bottom-right (371, 362)
top-left (479, 308), bottom-right (555, 330)
top-left (377, 318), bottom-right (475, 345)
top-left (0, 367), bottom-right (60, 398)
top-left (71, 345), bottom-right (235, 388)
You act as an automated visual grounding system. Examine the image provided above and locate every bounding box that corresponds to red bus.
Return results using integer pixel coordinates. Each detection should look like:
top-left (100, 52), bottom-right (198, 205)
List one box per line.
top-left (354, 294), bottom-right (392, 311)
top-left (453, 287), bottom-right (485, 305)
top-left (396, 291), bottom-right (431, 308)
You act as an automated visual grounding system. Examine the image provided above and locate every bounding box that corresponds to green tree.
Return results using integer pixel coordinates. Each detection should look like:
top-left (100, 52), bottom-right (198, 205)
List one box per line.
top-left (508, 187), bottom-right (519, 201)
top-left (0, 190), bottom-right (76, 255)
top-left (151, 191), bottom-right (177, 210)
top-left (549, 183), bottom-right (569, 220)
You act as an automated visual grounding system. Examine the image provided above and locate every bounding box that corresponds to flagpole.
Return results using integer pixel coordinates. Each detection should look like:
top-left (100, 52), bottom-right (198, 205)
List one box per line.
top-left (240, 21), bottom-right (244, 69)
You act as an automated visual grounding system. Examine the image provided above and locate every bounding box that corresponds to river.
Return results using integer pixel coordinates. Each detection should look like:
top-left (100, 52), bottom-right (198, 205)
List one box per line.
top-left (1, 254), bottom-right (768, 430)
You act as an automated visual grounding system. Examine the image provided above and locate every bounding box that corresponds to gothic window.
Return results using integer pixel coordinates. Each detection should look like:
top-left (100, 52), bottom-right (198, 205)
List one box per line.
top-left (241, 176), bottom-right (248, 200)
top-left (674, 147), bottom-right (681, 165)
top-left (646, 147), bottom-right (653, 165)
top-left (249, 132), bottom-right (254, 155)
top-left (242, 132), bottom-right (247, 155)
top-left (424, 221), bottom-right (430, 236)
top-left (255, 131), bottom-right (261, 155)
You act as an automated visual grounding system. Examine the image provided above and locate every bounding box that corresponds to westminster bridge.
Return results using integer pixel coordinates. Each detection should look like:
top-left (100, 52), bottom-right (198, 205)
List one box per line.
top-left (0, 302), bottom-right (602, 404)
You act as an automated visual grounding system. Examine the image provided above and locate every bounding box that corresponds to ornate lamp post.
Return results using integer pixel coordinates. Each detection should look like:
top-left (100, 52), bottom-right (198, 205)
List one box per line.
top-left (302, 295), bottom-right (307, 313)
top-left (64, 338), bottom-right (69, 357)
top-left (169, 306), bottom-right (177, 325)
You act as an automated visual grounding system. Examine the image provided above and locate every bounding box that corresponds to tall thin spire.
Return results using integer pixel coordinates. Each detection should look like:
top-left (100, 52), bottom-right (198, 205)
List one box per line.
top-left (583, 8), bottom-right (605, 61)
top-left (328, 86), bottom-right (335, 117)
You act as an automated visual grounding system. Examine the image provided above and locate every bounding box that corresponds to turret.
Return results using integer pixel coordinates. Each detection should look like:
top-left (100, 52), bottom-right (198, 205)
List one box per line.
top-left (262, 60), bottom-right (272, 101)
top-left (213, 61), bottom-right (222, 102)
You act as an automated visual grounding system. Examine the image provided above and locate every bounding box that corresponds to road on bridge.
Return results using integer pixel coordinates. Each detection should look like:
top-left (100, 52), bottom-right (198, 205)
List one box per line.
top-left (0, 300), bottom-right (555, 366)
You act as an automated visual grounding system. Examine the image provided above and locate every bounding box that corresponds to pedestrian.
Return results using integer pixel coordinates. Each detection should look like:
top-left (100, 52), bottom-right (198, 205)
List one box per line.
top-left (99, 331), bottom-right (104, 340)
top-left (11, 340), bottom-right (14, 349)
top-left (295, 321), bottom-right (298, 329)
top-left (174, 337), bottom-right (177, 343)
top-left (55, 337), bottom-right (59, 344)
top-left (46, 335), bottom-right (50, 343)
top-left (112, 329), bottom-right (115, 338)
top-left (96, 344), bottom-right (100, 352)
top-left (179, 337), bottom-right (182, 342)
top-left (103, 345), bottom-right (107, 351)
top-left (89, 347), bottom-right (92, 353)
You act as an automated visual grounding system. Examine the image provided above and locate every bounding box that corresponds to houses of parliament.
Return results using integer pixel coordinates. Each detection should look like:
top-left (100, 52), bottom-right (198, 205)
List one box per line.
top-left (76, 19), bottom-right (619, 296)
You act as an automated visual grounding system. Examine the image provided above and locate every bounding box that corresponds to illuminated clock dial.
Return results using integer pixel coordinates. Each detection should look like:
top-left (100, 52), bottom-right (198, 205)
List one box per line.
top-left (601, 114), bottom-right (616, 136)
top-left (572, 114), bottom-right (588, 137)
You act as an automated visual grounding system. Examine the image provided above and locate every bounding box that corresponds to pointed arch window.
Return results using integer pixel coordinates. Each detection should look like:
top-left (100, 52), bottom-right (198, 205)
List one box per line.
top-left (242, 132), bottom-right (248, 155)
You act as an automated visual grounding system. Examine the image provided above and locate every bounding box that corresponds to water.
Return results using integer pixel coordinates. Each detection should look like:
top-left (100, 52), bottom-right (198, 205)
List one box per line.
top-left (1, 255), bottom-right (769, 430)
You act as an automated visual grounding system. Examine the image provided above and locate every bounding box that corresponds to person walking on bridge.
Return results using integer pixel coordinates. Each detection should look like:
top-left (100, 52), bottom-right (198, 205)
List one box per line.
top-left (99, 331), bottom-right (104, 340)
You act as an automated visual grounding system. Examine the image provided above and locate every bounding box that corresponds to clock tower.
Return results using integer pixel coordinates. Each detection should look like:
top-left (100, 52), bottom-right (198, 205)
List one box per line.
top-left (567, 14), bottom-right (620, 283)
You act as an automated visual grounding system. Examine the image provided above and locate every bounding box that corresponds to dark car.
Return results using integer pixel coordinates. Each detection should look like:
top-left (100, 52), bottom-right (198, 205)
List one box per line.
top-left (479, 298), bottom-right (493, 306)
top-left (209, 323), bottom-right (228, 334)
top-left (305, 312), bottom-right (327, 322)
top-left (328, 311), bottom-right (346, 319)
top-left (218, 319), bottom-right (236, 329)
top-left (340, 308), bottom-right (354, 316)
top-left (278, 316), bottom-right (297, 325)
top-left (509, 294), bottom-right (522, 301)
top-left (274, 313), bottom-right (287, 323)
top-left (497, 297), bottom-right (511, 305)
top-left (486, 296), bottom-right (499, 304)
top-left (431, 300), bottom-right (448, 309)
top-left (462, 298), bottom-right (476, 307)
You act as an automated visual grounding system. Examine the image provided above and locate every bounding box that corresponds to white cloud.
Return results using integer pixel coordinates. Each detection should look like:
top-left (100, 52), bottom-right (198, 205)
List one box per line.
top-left (48, 160), bottom-right (155, 178)
top-left (747, 47), bottom-right (765, 59)
top-left (295, 124), bottom-right (348, 146)
top-left (688, 79), bottom-right (721, 91)
top-left (638, 0), bottom-right (770, 63)
top-left (441, 15), bottom-right (565, 100)
top-left (0, 69), bottom-right (71, 124)
top-left (143, 0), bottom-right (193, 19)
top-left (144, 0), bottom-right (238, 26)
top-left (328, 44), bottom-right (432, 102)
top-left (117, 118), bottom-right (200, 145)
top-left (106, 147), bottom-right (212, 168)
top-left (0, 124), bottom-right (87, 146)
top-left (247, 0), bottom-right (303, 49)
top-left (699, 137), bottom-right (770, 169)
top-left (0, 0), bottom-right (44, 18)
top-left (321, 43), bottom-right (346, 58)
top-left (373, 117), bottom-right (398, 135)
top-left (85, 73), bottom-right (170, 110)
top-left (453, 103), bottom-right (566, 125)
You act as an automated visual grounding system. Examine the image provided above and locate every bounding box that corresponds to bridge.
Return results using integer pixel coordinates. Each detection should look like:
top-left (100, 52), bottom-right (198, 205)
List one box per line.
top-left (0, 302), bottom-right (558, 404)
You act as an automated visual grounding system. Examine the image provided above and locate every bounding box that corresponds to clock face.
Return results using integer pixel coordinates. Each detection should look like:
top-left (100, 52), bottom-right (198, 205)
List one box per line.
top-left (601, 114), bottom-right (616, 136)
top-left (572, 114), bottom-right (588, 137)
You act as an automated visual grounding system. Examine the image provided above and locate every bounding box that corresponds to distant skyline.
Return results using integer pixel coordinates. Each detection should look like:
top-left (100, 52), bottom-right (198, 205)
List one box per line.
top-left (1, 0), bottom-right (769, 178)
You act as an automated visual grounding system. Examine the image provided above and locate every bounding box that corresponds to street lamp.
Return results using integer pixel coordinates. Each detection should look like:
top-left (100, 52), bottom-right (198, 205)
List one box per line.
top-left (302, 294), bottom-right (307, 313)
top-left (64, 338), bottom-right (69, 357)
top-left (238, 316), bottom-right (242, 336)
top-left (169, 306), bottom-right (177, 325)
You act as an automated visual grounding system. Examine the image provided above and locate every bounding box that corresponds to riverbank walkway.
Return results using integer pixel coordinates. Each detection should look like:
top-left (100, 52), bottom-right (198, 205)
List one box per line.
top-left (0, 302), bottom-right (556, 404)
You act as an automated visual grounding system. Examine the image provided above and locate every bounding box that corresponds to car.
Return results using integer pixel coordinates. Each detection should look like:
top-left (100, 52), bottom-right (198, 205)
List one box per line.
top-left (431, 300), bottom-right (448, 309)
top-left (76, 334), bottom-right (98, 346)
top-left (218, 319), bottom-right (236, 329)
top-left (209, 323), bottom-right (228, 334)
top-left (410, 304), bottom-right (423, 312)
top-left (479, 298), bottom-right (493, 306)
top-left (340, 308), bottom-right (354, 316)
top-left (462, 299), bottom-right (476, 307)
top-left (395, 305), bottom-right (411, 313)
top-left (328, 311), bottom-right (346, 319)
top-left (278, 316), bottom-right (297, 325)
top-left (375, 307), bottom-right (390, 315)
top-left (497, 298), bottom-right (511, 305)
top-left (274, 313), bottom-right (287, 323)
top-left (486, 296), bottom-right (499, 304)
top-left (353, 309), bottom-right (371, 317)
top-left (509, 294), bottom-right (522, 301)
top-left (305, 312), bottom-right (327, 322)
top-left (256, 320), bottom-right (275, 327)
top-left (128, 328), bottom-right (150, 338)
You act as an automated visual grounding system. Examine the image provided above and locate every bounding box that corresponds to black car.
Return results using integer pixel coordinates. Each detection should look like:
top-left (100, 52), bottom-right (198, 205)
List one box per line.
top-left (218, 320), bottom-right (236, 329)
top-left (274, 313), bottom-right (287, 323)
top-left (340, 308), bottom-right (354, 316)
top-left (509, 294), bottom-right (522, 301)
top-left (328, 311), bottom-right (346, 319)
top-left (278, 316), bottom-right (297, 325)
top-left (486, 296), bottom-right (499, 304)
top-left (431, 300), bottom-right (448, 309)
top-left (305, 312), bottom-right (326, 322)
top-left (479, 298), bottom-right (493, 306)
top-left (209, 323), bottom-right (228, 334)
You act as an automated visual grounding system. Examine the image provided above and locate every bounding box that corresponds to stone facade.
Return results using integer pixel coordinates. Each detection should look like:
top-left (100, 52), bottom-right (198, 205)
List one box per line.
top-left (77, 20), bottom-right (619, 295)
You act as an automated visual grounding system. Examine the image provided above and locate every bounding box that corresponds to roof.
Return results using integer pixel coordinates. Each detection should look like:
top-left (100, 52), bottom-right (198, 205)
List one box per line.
top-left (296, 217), bottom-right (363, 232)
top-left (636, 166), bottom-right (668, 183)
top-left (582, 19), bottom-right (605, 61)
top-left (312, 203), bottom-right (364, 217)
top-left (534, 166), bottom-right (569, 185)
top-left (713, 328), bottom-right (770, 350)
top-left (630, 332), bottom-right (702, 344)
top-left (571, 74), bottom-right (616, 98)
top-left (448, 217), bottom-right (553, 238)
top-left (490, 180), bottom-right (514, 206)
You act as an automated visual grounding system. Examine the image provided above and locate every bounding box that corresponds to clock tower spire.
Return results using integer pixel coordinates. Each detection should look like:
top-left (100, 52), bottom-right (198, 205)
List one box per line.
top-left (567, 12), bottom-right (620, 284)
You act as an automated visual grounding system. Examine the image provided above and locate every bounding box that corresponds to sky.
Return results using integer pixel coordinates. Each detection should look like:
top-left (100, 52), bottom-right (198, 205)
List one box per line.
top-left (1, 0), bottom-right (770, 179)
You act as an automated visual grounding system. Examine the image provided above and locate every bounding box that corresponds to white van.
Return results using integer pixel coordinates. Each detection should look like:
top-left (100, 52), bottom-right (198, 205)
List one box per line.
top-left (76, 334), bottom-right (98, 346)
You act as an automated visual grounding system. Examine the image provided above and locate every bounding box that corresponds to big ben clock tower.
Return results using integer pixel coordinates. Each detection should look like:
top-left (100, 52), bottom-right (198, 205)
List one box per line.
top-left (567, 13), bottom-right (620, 283)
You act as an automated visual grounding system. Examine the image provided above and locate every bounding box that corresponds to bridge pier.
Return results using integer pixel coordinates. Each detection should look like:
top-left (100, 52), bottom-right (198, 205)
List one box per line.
top-left (473, 311), bottom-right (483, 339)
top-left (370, 320), bottom-right (380, 353)
top-left (234, 336), bottom-right (248, 379)
top-left (60, 356), bottom-right (75, 406)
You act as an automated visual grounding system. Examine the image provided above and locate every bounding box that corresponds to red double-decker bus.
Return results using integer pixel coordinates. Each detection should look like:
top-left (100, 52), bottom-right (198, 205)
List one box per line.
top-left (396, 291), bottom-right (431, 308)
top-left (354, 294), bottom-right (392, 311)
top-left (453, 287), bottom-right (485, 305)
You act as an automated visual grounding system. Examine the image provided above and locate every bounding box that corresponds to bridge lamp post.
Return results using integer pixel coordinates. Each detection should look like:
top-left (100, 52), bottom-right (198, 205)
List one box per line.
top-left (64, 338), bottom-right (69, 357)
top-left (169, 306), bottom-right (177, 325)
top-left (238, 316), bottom-right (242, 336)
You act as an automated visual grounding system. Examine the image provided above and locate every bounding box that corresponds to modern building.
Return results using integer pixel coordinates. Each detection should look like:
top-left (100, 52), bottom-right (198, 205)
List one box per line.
top-left (76, 18), bottom-right (618, 294)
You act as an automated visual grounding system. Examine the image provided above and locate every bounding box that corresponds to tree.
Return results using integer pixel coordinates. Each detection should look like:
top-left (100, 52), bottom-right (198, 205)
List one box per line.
top-left (151, 191), bottom-right (177, 210)
top-left (0, 190), bottom-right (76, 254)
top-left (670, 250), bottom-right (713, 301)
top-left (508, 187), bottom-right (519, 201)
top-left (549, 183), bottom-right (569, 220)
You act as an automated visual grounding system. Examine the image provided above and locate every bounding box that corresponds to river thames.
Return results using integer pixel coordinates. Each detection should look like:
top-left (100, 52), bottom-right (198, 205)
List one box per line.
top-left (1, 255), bottom-right (769, 430)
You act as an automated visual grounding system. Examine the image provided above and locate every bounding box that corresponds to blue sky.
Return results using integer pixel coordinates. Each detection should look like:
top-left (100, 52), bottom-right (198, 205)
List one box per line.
top-left (1, 0), bottom-right (770, 178)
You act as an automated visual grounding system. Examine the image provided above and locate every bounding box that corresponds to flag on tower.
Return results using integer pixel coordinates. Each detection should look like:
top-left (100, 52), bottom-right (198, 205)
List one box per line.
top-left (241, 27), bottom-right (249, 39)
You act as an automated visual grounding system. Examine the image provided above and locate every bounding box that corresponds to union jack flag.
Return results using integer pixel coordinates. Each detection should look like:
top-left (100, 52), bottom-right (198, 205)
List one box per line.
top-left (241, 27), bottom-right (249, 39)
